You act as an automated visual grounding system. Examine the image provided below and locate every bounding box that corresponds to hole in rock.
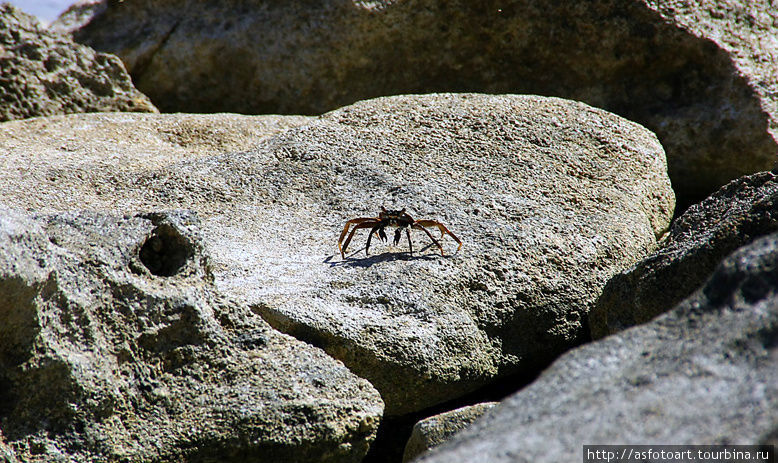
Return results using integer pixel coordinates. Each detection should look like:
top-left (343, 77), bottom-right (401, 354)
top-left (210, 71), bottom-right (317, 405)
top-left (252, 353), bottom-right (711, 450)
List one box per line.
top-left (138, 224), bottom-right (192, 276)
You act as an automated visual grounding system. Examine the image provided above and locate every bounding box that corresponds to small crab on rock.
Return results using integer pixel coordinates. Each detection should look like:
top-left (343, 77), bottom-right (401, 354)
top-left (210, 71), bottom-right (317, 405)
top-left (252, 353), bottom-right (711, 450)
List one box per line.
top-left (338, 207), bottom-right (462, 258)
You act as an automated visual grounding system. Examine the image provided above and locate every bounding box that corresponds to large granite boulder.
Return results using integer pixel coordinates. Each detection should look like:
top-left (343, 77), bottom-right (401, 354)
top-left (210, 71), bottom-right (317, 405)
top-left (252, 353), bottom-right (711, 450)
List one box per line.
top-left (0, 4), bottom-right (156, 121)
top-left (0, 208), bottom-right (383, 462)
top-left (590, 170), bottom-right (778, 339)
top-left (70, 0), bottom-right (777, 206)
top-left (0, 94), bottom-right (675, 416)
top-left (416, 232), bottom-right (778, 463)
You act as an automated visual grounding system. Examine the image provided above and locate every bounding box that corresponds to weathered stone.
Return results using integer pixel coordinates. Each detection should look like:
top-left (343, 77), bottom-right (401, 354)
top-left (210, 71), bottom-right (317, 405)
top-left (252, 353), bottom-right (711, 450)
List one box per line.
top-left (70, 0), bottom-right (777, 206)
top-left (0, 111), bottom-right (311, 213)
top-left (402, 402), bottom-right (497, 463)
top-left (0, 4), bottom-right (156, 122)
top-left (48, 0), bottom-right (106, 36)
top-left (0, 208), bottom-right (383, 462)
top-left (590, 170), bottom-right (778, 339)
top-left (0, 94), bottom-right (674, 415)
top-left (214, 94), bottom-right (672, 414)
top-left (417, 232), bottom-right (778, 463)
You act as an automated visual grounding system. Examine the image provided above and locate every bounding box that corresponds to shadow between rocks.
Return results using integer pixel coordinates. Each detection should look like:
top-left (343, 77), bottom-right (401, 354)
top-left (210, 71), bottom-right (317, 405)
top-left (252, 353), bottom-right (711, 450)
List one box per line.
top-left (361, 367), bottom-right (546, 463)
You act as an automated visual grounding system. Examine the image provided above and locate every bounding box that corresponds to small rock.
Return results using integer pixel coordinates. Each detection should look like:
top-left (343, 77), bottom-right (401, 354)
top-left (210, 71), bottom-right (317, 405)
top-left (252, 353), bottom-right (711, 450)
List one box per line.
top-left (403, 402), bottom-right (498, 463)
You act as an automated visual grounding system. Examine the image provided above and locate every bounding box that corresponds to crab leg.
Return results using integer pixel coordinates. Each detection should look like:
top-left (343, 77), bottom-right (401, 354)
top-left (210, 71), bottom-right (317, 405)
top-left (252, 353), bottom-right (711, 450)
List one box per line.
top-left (393, 228), bottom-right (402, 245)
top-left (340, 219), bottom-right (379, 257)
top-left (405, 228), bottom-right (413, 255)
top-left (365, 224), bottom-right (384, 256)
top-left (339, 218), bottom-right (376, 245)
top-left (414, 220), bottom-right (463, 252)
top-left (412, 223), bottom-right (444, 255)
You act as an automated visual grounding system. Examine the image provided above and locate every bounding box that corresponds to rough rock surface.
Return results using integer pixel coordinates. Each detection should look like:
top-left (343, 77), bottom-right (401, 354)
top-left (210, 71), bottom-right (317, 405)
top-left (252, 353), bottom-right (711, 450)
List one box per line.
top-left (590, 170), bottom-right (778, 339)
top-left (402, 402), bottom-right (497, 463)
top-left (0, 207), bottom-right (383, 462)
top-left (0, 94), bottom-right (675, 415)
top-left (417, 232), bottom-right (778, 463)
top-left (48, 0), bottom-right (106, 36)
top-left (0, 111), bottom-right (311, 212)
top-left (70, 0), bottom-right (777, 205)
top-left (0, 4), bottom-right (156, 122)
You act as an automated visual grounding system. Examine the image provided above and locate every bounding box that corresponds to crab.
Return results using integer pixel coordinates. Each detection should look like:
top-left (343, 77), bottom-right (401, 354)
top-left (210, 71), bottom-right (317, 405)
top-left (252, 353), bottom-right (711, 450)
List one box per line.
top-left (338, 207), bottom-right (462, 258)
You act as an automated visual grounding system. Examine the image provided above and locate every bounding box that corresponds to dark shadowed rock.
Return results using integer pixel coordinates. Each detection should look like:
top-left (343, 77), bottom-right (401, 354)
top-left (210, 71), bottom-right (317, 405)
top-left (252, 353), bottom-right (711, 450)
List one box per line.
top-left (0, 208), bottom-right (382, 462)
top-left (0, 3), bottom-right (155, 122)
top-left (70, 0), bottom-right (777, 206)
top-left (590, 170), bottom-right (778, 339)
top-left (402, 402), bottom-right (497, 463)
top-left (0, 94), bottom-right (675, 415)
top-left (417, 232), bottom-right (778, 463)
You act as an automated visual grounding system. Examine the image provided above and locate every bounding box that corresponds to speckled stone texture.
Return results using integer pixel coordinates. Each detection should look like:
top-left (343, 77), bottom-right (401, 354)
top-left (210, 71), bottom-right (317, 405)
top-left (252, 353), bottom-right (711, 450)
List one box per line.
top-left (417, 232), bottom-right (778, 463)
top-left (403, 402), bottom-right (497, 462)
top-left (590, 170), bottom-right (778, 339)
top-left (0, 4), bottom-right (156, 121)
top-left (70, 0), bottom-right (777, 206)
top-left (0, 94), bottom-right (675, 415)
top-left (0, 208), bottom-right (383, 462)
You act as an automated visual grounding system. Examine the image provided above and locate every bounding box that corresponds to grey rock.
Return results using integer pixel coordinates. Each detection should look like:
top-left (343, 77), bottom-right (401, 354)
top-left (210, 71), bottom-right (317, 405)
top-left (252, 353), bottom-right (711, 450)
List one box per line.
top-left (0, 208), bottom-right (383, 462)
top-left (0, 94), bottom-right (675, 415)
top-left (48, 0), bottom-right (106, 36)
top-left (416, 232), bottom-right (778, 463)
top-left (70, 0), bottom-right (777, 206)
top-left (214, 94), bottom-right (674, 415)
top-left (590, 170), bottom-right (778, 339)
top-left (0, 111), bottom-right (312, 213)
top-left (402, 402), bottom-right (497, 463)
top-left (0, 4), bottom-right (156, 122)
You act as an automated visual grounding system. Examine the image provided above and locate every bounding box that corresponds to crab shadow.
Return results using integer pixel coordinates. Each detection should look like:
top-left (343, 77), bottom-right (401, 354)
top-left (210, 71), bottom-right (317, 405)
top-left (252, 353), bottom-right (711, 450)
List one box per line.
top-left (324, 244), bottom-right (453, 268)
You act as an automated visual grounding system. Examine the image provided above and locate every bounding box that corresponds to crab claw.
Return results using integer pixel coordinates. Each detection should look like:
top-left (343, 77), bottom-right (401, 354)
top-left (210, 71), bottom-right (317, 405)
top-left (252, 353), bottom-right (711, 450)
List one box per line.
top-left (378, 228), bottom-right (388, 242)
